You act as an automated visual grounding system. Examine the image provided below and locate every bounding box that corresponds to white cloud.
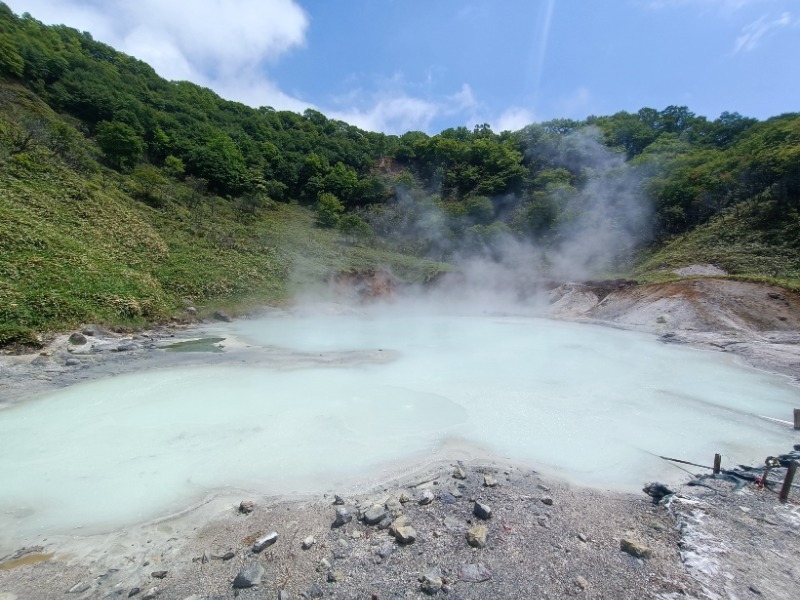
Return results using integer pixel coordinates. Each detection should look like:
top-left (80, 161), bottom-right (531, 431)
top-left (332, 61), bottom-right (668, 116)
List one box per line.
top-left (7, 0), bottom-right (310, 110)
top-left (733, 11), bottom-right (793, 53)
top-left (493, 107), bottom-right (535, 132)
top-left (330, 95), bottom-right (439, 134)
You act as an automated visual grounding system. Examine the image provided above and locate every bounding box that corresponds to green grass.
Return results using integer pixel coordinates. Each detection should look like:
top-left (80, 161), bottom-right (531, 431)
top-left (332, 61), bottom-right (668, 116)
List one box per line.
top-left (0, 144), bottom-right (449, 347)
top-left (634, 201), bottom-right (800, 289)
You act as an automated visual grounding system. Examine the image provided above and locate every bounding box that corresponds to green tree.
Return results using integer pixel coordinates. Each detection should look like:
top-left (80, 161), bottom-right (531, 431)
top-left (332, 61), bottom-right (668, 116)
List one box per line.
top-left (0, 33), bottom-right (24, 77)
top-left (314, 192), bottom-right (344, 228)
top-left (337, 214), bottom-right (371, 244)
top-left (95, 120), bottom-right (143, 169)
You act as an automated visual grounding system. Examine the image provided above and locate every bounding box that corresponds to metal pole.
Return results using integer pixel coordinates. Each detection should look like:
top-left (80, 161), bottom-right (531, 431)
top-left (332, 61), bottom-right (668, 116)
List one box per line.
top-left (780, 461), bottom-right (798, 502)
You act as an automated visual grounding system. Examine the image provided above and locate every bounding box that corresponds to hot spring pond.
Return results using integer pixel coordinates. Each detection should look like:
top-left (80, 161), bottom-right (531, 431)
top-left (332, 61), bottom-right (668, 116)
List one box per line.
top-left (1, 313), bottom-right (798, 549)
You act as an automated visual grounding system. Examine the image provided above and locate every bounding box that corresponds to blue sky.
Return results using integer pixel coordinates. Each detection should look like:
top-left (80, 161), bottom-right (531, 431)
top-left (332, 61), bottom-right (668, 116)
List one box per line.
top-left (9, 0), bottom-right (799, 134)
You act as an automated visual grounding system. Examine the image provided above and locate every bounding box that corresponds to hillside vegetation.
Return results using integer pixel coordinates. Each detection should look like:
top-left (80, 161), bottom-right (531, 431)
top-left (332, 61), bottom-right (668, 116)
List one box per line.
top-left (1, 3), bottom-right (799, 345)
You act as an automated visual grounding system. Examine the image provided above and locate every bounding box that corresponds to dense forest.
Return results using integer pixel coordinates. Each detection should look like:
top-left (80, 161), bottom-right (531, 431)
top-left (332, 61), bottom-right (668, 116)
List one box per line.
top-left (1, 4), bottom-right (799, 345)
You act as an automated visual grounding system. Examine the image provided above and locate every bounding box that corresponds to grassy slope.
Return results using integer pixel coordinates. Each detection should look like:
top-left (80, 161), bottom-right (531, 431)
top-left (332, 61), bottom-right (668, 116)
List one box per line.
top-left (634, 201), bottom-right (800, 290)
top-left (0, 86), bottom-right (448, 346)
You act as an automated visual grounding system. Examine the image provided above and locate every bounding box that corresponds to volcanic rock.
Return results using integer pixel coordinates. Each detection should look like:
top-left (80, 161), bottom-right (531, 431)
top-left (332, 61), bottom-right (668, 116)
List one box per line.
top-left (420, 567), bottom-right (443, 595)
top-left (363, 504), bottom-right (388, 525)
top-left (238, 500), bottom-right (255, 514)
top-left (301, 535), bottom-right (315, 550)
top-left (457, 563), bottom-right (492, 582)
top-left (483, 474), bottom-right (498, 487)
top-left (453, 466), bottom-right (467, 480)
top-left (473, 501), bottom-right (492, 520)
top-left (467, 524), bottom-right (487, 548)
top-left (332, 507), bottom-right (352, 527)
top-left (252, 531), bottom-right (278, 552)
top-left (68, 332), bottom-right (87, 345)
top-left (233, 562), bottom-right (265, 588)
top-left (418, 489), bottom-right (435, 505)
top-left (643, 482), bottom-right (676, 502)
top-left (620, 538), bottom-right (652, 559)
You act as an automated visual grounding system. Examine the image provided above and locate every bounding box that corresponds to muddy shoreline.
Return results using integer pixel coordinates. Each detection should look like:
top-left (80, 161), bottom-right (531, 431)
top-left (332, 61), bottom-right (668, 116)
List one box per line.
top-left (1, 283), bottom-right (799, 599)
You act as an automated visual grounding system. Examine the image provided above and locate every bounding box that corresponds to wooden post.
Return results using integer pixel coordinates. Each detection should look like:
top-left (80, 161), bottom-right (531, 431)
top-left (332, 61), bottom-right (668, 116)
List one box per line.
top-left (780, 461), bottom-right (798, 502)
top-left (794, 408), bottom-right (800, 430)
top-left (713, 454), bottom-right (722, 474)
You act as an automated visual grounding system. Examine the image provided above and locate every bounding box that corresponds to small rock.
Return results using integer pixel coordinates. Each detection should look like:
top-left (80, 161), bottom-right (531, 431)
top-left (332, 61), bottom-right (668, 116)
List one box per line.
top-left (377, 515), bottom-right (393, 530)
top-left (385, 497), bottom-right (402, 512)
top-left (420, 567), bottom-right (443, 595)
top-left (576, 576), bottom-right (589, 590)
top-left (466, 524), bottom-right (487, 548)
top-left (128, 588), bottom-right (141, 598)
top-left (577, 533), bottom-right (589, 543)
top-left (115, 341), bottom-right (138, 352)
top-left (444, 515), bottom-right (463, 532)
top-left (142, 588), bottom-right (159, 600)
top-left (65, 357), bottom-right (81, 366)
top-left (448, 486), bottom-right (462, 498)
top-left (186, 306), bottom-right (198, 316)
top-left (363, 504), bottom-right (388, 525)
top-left (327, 569), bottom-right (345, 583)
top-left (537, 516), bottom-right (549, 528)
top-left (418, 489), bottom-right (435, 505)
top-left (220, 551), bottom-right (235, 561)
top-left (643, 482), bottom-right (676, 502)
top-left (332, 507), bottom-right (352, 528)
top-left (252, 531), bottom-right (279, 552)
top-left (378, 542), bottom-right (395, 558)
top-left (541, 496), bottom-right (554, 506)
top-left (302, 535), bottom-right (316, 550)
top-left (151, 570), bottom-right (168, 579)
top-left (212, 310), bottom-right (232, 322)
top-left (749, 584), bottom-right (763, 595)
top-left (473, 501), bottom-right (492, 520)
top-left (69, 332), bottom-right (87, 345)
top-left (483, 474), bottom-right (498, 487)
top-left (233, 562), bottom-right (265, 588)
top-left (399, 492), bottom-right (411, 503)
top-left (68, 582), bottom-right (91, 593)
top-left (306, 584), bottom-right (324, 598)
top-left (333, 495), bottom-right (345, 505)
top-left (81, 325), bottom-right (97, 336)
top-left (453, 466), bottom-right (467, 479)
top-left (278, 591), bottom-right (291, 600)
top-left (457, 563), bottom-right (492, 583)
top-left (394, 525), bottom-right (417, 544)
top-left (620, 539), bottom-right (652, 559)
top-left (239, 500), bottom-right (255, 514)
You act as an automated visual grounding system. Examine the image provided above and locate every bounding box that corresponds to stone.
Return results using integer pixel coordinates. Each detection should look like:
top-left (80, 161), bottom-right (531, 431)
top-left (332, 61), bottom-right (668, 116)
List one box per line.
top-left (142, 588), bottom-right (159, 600)
top-left (393, 525), bottom-right (417, 544)
top-left (81, 325), bottom-right (97, 336)
top-left (576, 576), bottom-right (589, 590)
top-left (385, 497), bottom-right (402, 512)
top-left (115, 341), bottom-right (138, 352)
top-left (128, 589), bottom-right (140, 598)
top-left (65, 357), bottom-right (81, 366)
top-left (457, 563), bottom-right (492, 583)
top-left (239, 500), bottom-right (255, 514)
top-left (302, 535), bottom-right (316, 550)
top-left (466, 524), bottom-right (487, 548)
top-left (68, 582), bottom-right (91, 593)
top-left (443, 515), bottom-right (463, 532)
top-left (233, 562), bottom-right (265, 588)
top-left (420, 567), bottom-right (443, 595)
top-left (418, 489), bottom-right (435, 505)
top-left (448, 486), bottom-right (463, 498)
top-left (333, 494), bottom-right (345, 505)
top-left (541, 496), bottom-right (554, 506)
top-left (620, 539), bottom-right (652, 559)
top-left (327, 569), bottom-right (345, 583)
top-left (69, 332), bottom-right (87, 345)
top-left (306, 584), bottom-right (324, 598)
top-left (186, 307), bottom-right (198, 316)
top-left (453, 466), bottom-right (467, 480)
top-left (151, 570), bottom-right (168, 579)
top-left (378, 542), bottom-right (394, 558)
top-left (377, 515), bottom-right (393, 530)
top-left (212, 311), bottom-right (232, 323)
top-left (252, 531), bottom-right (279, 552)
top-left (399, 492), bottom-right (411, 503)
top-left (473, 501), bottom-right (492, 520)
top-left (643, 482), bottom-right (676, 502)
top-left (577, 533), bottom-right (589, 542)
top-left (333, 507), bottom-right (352, 527)
top-left (278, 591), bottom-right (291, 600)
top-left (220, 551), bottom-right (235, 561)
top-left (363, 504), bottom-right (388, 525)
top-left (483, 474), bottom-right (498, 487)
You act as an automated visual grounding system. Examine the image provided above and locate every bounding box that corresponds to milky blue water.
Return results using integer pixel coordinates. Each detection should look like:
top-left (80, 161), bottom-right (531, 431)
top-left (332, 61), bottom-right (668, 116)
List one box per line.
top-left (1, 312), bottom-right (797, 550)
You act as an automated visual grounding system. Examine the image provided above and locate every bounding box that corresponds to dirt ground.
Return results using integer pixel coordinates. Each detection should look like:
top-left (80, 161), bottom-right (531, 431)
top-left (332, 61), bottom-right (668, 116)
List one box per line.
top-left (1, 274), bottom-right (799, 599)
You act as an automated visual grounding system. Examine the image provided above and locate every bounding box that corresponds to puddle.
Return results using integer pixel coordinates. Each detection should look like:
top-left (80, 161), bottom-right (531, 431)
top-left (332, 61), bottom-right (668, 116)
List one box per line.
top-left (163, 337), bottom-right (226, 353)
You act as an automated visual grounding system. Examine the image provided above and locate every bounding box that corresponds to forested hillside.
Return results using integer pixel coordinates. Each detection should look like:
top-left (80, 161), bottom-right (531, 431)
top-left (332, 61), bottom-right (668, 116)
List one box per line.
top-left (1, 4), bottom-right (799, 345)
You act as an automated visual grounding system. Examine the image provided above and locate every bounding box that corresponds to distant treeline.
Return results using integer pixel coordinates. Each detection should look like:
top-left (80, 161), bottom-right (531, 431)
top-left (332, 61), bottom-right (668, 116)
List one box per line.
top-left (1, 2), bottom-right (798, 257)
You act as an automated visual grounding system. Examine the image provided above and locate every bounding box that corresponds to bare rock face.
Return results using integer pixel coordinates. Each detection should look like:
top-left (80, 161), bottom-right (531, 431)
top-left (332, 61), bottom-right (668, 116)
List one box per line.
top-left (328, 269), bottom-right (397, 302)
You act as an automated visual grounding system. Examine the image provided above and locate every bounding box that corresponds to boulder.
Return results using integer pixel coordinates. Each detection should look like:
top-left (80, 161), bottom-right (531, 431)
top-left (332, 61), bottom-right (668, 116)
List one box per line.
top-left (68, 332), bottom-right (87, 345)
top-left (483, 474), bottom-right (498, 487)
top-left (418, 489), bottom-right (434, 505)
top-left (620, 538), bottom-right (652, 559)
top-left (239, 500), bottom-right (255, 514)
top-left (473, 501), bottom-right (492, 520)
top-left (332, 507), bottom-right (352, 527)
top-left (363, 504), bottom-right (388, 525)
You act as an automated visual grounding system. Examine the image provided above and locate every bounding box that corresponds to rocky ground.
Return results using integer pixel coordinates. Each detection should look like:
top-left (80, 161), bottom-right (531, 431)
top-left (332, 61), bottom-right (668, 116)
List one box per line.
top-left (1, 271), bottom-right (800, 599)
